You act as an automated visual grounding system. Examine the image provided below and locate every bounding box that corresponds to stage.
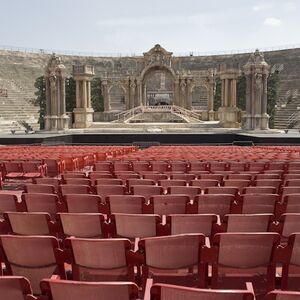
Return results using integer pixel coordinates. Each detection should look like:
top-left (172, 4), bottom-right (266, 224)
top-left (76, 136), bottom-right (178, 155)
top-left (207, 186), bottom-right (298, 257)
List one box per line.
top-left (1, 130), bottom-right (300, 146)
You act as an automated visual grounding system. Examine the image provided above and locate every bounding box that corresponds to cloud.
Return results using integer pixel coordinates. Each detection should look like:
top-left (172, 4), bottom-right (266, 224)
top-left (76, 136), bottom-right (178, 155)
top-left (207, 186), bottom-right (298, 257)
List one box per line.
top-left (252, 3), bottom-right (273, 11)
top-left (263, 17), bottom-right (282, 27)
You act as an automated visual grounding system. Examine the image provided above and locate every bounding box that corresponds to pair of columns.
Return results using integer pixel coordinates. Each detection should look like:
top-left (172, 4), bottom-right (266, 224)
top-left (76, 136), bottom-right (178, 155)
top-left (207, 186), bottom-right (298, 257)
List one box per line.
top-left (72, 65), bottom-right (95, 128)
top-left (218, 66), bottom-right (241, 128)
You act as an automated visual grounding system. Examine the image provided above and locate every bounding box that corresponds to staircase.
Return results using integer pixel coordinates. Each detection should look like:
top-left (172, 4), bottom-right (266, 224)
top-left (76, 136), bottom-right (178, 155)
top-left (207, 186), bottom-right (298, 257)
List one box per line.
top-left (0, 77), bottom-right (39, 132)
top-left (113, 105), bottom-right (202, 123)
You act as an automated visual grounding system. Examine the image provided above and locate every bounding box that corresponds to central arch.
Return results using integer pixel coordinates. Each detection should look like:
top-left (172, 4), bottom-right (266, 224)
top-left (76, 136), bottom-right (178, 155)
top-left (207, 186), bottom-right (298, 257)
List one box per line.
top-left (141, 65), bottom-right (176, 106)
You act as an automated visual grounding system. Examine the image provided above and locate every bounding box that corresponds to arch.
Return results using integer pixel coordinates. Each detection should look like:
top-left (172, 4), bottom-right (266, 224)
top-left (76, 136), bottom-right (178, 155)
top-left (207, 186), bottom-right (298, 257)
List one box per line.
top-left (142, 66), bottom-right (175, 106)
top-left (141, 64), bottom-right (176, 82)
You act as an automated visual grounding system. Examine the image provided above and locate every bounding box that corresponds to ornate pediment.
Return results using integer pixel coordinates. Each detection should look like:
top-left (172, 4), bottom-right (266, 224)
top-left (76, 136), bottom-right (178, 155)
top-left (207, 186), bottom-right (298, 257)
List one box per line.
top-left (46, 53), bottom-right (65, 77)
top-left (143, 44), bottom-right (173, 67)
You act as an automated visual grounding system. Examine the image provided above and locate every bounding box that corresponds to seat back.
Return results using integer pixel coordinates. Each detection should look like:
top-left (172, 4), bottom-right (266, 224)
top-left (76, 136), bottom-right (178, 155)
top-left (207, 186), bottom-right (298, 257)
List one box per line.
top-left (167, 214), bottom-right (217, 236)
top-left (139, 234), bottom-right (205, 287)
top-left (151, 283), bottom-right (254, 300)
top-left (224, 214), bottom-right (273, 233)
top-left (65, 237), bottom-right (133, 281)
top-left (64, 194), bottom-right (101, 213)
top-left (208, 233), bottom-right (280, 291)
top-left (111, 213), bottom-right (161, 238)
top-left (40, 279), bottom-right (139, 300)
top-left (107, 195), bottom-right (145, 215)
top-left (150, 195), bottom-right (190, 215)
top-left (0, 276), bottom-right (34, 300)
top-left (240, 194), bottom-right (279, 214)
top-left (21, 193), bottom-right (59, 216)
top-left (58, 213), bottom-right (105, 238)
top-left (0, 235), bottom-right (64, 294)
top-left (25, 184), bottom-right (56, 194)
top-left (4, 212), bottom-right (52, 235)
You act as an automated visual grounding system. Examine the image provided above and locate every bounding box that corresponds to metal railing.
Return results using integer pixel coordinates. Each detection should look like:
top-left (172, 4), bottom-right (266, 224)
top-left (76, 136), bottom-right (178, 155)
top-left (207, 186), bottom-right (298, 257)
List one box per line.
top-left (287, 111), bottom-right (299, 128)
top-left (114, 105), bottom-right (201, 123)
top-left (1, 43), bottom-right (300, 58)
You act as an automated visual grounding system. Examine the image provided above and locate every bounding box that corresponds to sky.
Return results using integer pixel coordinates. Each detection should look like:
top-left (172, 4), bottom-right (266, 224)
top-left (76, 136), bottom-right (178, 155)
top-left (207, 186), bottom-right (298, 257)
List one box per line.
top-left (0, 0), bottom-right (299, 55)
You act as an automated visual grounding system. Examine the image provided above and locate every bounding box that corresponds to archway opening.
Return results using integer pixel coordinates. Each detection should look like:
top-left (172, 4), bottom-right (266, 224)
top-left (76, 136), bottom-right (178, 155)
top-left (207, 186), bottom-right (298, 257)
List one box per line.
top-left (143, 67), bottom-right (174, 106)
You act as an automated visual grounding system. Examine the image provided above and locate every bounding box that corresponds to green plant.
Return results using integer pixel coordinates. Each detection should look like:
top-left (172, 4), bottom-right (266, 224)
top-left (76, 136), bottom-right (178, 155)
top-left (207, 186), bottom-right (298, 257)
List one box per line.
top-left (33, 76), bottom-right (46, 129)
top-left (65, 77), bottom-right (76, 112)
top-left (91, 77), bottom-right (104, 112)
top-left (267, 71), bottom-right (279, 129)
top-left (213, 78), bottom-right (221, 111)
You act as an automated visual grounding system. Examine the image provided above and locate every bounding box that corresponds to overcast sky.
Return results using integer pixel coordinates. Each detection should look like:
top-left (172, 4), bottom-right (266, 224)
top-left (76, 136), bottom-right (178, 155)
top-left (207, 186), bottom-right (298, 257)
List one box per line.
top-left (0, 0), bottom-right (299, 55)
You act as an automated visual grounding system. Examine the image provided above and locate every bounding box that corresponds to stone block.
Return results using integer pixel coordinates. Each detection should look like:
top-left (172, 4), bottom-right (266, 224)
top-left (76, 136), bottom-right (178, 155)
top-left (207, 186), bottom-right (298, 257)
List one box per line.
top-left (218, 107), bottom-right (240, 128)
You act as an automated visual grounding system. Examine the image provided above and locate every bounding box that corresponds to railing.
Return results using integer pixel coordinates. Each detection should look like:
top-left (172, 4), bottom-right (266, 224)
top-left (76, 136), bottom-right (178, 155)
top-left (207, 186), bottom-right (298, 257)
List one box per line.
top-left (1, 43), bottom-right (300, 58)
top-left (114, 105), bottom-right (202, 123)
top-left (114, 106), bottom-right (144, 122)
top-left (287, 111), bottom-right (299, 129)
top-left (171, 106), bottom-right (201, 120)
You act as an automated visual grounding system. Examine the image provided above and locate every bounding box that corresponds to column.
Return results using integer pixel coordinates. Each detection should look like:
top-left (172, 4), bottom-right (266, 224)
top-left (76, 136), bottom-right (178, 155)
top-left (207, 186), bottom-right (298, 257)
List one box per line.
top-left (76, 81), bottom-right (80, 108)
top-left (224, 79), bottom-right (228, 107)
top-left (87, 80), bottom-right (91, 108)
top-left (82, 80), bottom-right (87, 108)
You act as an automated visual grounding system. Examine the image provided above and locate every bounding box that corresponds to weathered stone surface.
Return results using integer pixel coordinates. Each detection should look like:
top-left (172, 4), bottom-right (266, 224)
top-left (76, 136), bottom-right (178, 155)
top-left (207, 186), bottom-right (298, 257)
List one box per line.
top-left (1, 47), bottom-right (300, 129)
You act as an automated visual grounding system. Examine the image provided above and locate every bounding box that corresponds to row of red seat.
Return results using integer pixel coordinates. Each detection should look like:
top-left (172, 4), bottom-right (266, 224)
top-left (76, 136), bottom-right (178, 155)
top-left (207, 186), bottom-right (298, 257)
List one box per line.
top-left (3, 275), bottom-right (297, 300)
top-left (1, 211), bottom-right (300, 244)
top-left (1, 232), bottom-right (300, 296)
top-left (117, 146), bottom-right (300, 161)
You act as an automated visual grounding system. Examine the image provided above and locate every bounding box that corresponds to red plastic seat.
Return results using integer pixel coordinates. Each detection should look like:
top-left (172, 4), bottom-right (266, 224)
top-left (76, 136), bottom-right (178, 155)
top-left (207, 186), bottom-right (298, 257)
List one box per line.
top-left (190, 194), bottom-right (236, 219)
top-left (58, 213), bottom-right (105, 238)
top-left (274, 213), bottom-right (300, 243)
top-left (0, 193), bottom-right (18, 216)
top-left (131, 185), bottom-right (163, 200)
top-left (113, 161), bottom-right (132, 172)
top-left (4, 212), bottom-right (54, 236)
top-left (158, 179), bottom-right (186, 190)
top-left (146, 195), bottom-right (190, 215)
top-left (64, 237), bottom-right (134, 281)
top-left (227, 162), bottom-right (247, 172)
top-left (169, 161), bottom-right (187, 172)
top-left (63, 194), bottom-right (102, 213)
top-left (239, 194), bottom-right (279, 214)
top-left (132, 161), bottom-right (150, 172)
top-left (64, 178), bottom-right (92, 186)
top-left (223, 179), bottom-right (251, 192)
top-left (190, 179), bottom-right (219, 189)
top-left (198, 174), bottom-right (224, 182)
top-left (226, 173), bottom-right (252, 180)
top-left (167, 186), bottom-right (201, 199)
top-left (40, 279), bottom-right (139, 300)
top-left (151, 161), bottom-right (169, 173)
top-left (110, 213), bottom-right (161, 239)
top-left (0, 235), bottom-right (65, 294)
top-left (281, 233), bottom-right (300, 291)
top-left (33, 178), bottom-right (60, 192)
top-left (96, 185), bottom-right (126, 202)
top-left (89, 172), bottom-right (113, 184)
top-left (202, 232), bottom-right (280, 293)
top-left (204, 187), bottom-right (239, 196)
top-left (166, 214), bottom-right (218, 237)
top-left (266, 290), bottom-right (300, 300)
top-left (189, 161), bottom-right (208, 172)
top-left (243, 186), bottom-right (277, 194)
top-left (220, 214), bottom-right (273, 233)
top-left (60, 184), bottom-right (91, 196)
top-left (209, 161), bottom-right (227, 172)
top-left (21, 162), bottom-right (44, 178)
top-left (170, 173), bottom-right (196, 181)
top-left (105, 195), bottom-right (145, 215)
top-left (20, 193), bottom-right (60, 217)
top-left (0, 276), bottom-right (34, 300)
top-left (3, 162), bottom-right (23, 179)
top-left (24, 184), bottom-right (56, 194)
top-left (62, 173), bottom-right (86, 180)
top-left (93, 161), bottom-right (112, 172)
top-left (150, 283), bottom-right (255, 300)
top-left (95, 178), bottom-right (123, 185)
top-left (138, 234), bottom-right (206, 287)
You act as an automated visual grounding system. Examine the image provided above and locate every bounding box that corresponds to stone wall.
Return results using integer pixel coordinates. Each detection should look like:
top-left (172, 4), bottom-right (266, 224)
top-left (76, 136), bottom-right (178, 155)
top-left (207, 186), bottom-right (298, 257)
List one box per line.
top-left (1, 47), bottom-right (300, 128)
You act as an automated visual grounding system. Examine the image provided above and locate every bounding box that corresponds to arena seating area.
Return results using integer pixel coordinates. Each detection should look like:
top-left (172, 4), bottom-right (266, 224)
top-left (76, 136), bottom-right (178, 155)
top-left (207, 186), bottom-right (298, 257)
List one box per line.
top-left (2, 145), bottom-right (300, 299)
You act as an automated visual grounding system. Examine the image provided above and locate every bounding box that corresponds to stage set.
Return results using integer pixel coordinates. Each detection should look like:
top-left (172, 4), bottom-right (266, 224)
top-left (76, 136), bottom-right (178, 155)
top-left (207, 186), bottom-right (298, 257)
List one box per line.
top-left (2, 45), bottom-right (299, 146)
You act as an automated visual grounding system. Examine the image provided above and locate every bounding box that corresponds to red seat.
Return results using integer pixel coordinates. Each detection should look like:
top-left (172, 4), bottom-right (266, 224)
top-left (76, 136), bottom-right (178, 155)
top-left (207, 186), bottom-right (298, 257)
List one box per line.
top-left (25, 184), bottom-right (56, 194)
top-left (3, 162), bottom-right (23, 179)
top-left (63, 194), bottom-right (102, 213)
top-left (40, 279), bottom-right (139, 300)
top-left (131, 185), bottom-right (163, 200)
top-left (204, 187), bottom-right (239, 196)
top-left (166, 214), bottom-right (218, 237)
top-left (151, 161), bottom-right (169, 173)
top-left (243, 186), bottom-right (277, 194)
top-left (167, 186), bottom-right (201, 199)
top-left (93, 161), bottom-right (112, 172)
top-left (105, 195), bottom-right (145, 215)
top-left (150, 283), bottom-right (255, 300)
top-left (138, 234), bottom-right (206, 287)
top-left (266, 290), bottom-right (300, 300)
top-left (0, 235), bottom-right (65, 294)
top-left (202, 233), bottom-right (280, 293)
top-left (60, 184), bottom-right (91, 196)
top-left (0, 276), bottom-right (34, 300)
top-left (96, 185), bottom-right (126, 203)
top-left (239, 194), bottom-right (279, 214)
top-left (57, 213), bottom-right (105, 238)
top-left (4, 212), bottom-right (54, 236)
top-left (146, 195), bottom-right (190, 215)
top-left (64, 237), bottom-right (134, 281)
